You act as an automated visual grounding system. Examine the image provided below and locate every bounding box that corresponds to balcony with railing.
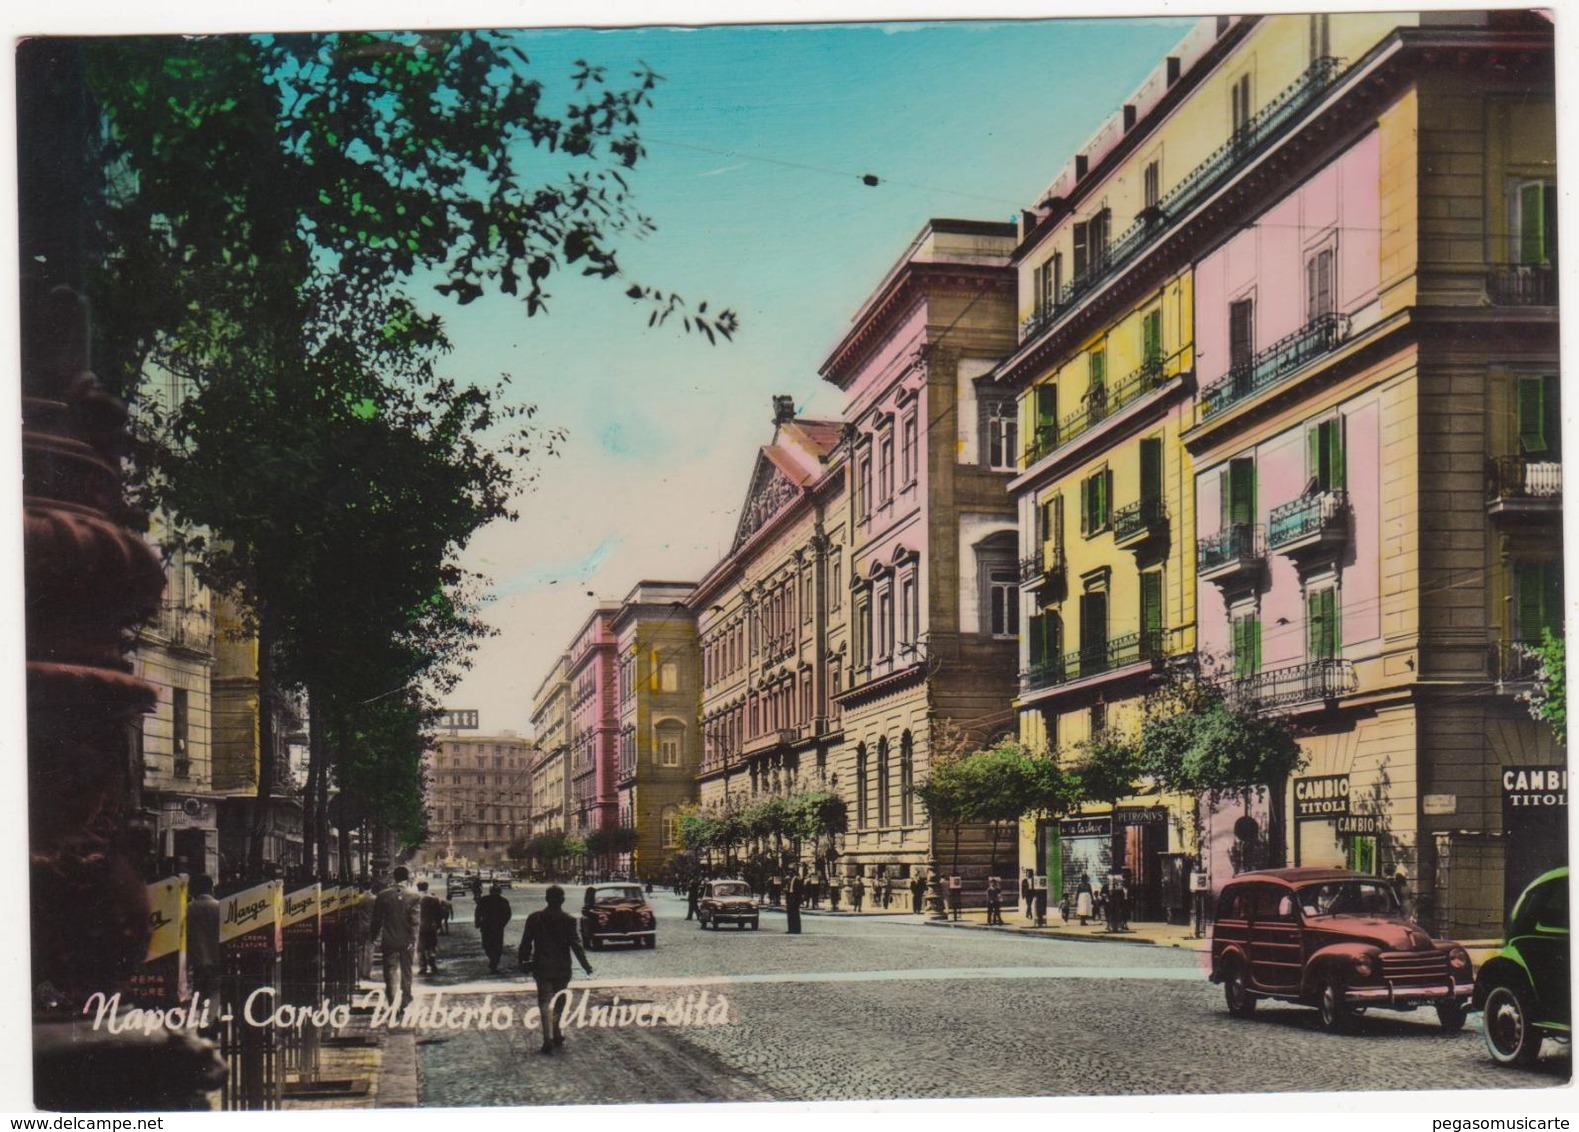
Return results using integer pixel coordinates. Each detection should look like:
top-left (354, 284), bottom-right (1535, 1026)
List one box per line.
top-left (1229, 658), bottom-right (1356, 709)
top-left (1490, 639), bottom-right (1549, 686)
top-left (1487, 264), bottom-right (1557, 307)
top-left (742, 728), bottom-right (798, 757)
top-left (1019, 544), bottom-right (1067, 589)
top-left (1022, 56), bottom-right (1345, 347)
top-left (1268, 489), bottom-right (1348, 557)
top-left (1198, 313), bottom-right (1352, 422)
top-left (1197, 523), bottom-right (1265, 584)
top-left (1026, 357), bottom-right (1169, 469)
top-left (1113, 497), bottom-right (1167, 548)
top-left (1487, 455), bottom-right (1562, 517)
top-left (1018, 629), bottom-right (1170, 695)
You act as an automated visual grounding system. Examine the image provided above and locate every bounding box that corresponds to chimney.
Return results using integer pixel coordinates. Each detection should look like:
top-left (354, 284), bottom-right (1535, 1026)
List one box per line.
top-left (772, 395), bottom-right (796, 424)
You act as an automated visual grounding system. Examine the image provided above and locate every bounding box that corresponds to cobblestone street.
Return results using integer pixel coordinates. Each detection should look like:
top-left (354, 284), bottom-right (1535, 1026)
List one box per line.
top-left (410, 886), bottom-right (1569, 1106)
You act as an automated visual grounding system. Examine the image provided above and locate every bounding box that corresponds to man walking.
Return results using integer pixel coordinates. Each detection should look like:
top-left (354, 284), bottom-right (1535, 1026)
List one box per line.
top-left (785, 868), bottom-right (804, 935)
top-left (369, 866), bottom-right (421, 1012)
top-left (475, 883), bottom-right (513, 974)
top-left (416, 881), bottom-right (446, 974)
top-left (518, 886), bottom-right (593, 1055)
top-left (910, 873), bottom-right (926, 915)
top-left (686, 876), bottom-right (702, 921)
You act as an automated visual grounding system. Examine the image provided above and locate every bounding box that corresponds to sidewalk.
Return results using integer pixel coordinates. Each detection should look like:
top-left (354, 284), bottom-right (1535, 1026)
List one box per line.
top-left (279, 987), bottom-right (419, 1110)
top-left (921, 907), bottom-right (1212, 950)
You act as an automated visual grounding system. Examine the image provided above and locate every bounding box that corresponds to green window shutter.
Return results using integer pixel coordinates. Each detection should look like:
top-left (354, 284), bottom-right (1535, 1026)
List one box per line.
top-left (1142, 310), bottom-right (1162, 364)
top-left (1140, 437), bottom-right (1163, 504)
top-left (1229, 458), bottom-right (1255, 526)
top-left (1219, 467), bottom-right (1231, 530)
top-left (1515, 564), bottom-right (1544, 642)
top-left (1080, 476), bottom-right (1091, 536)
top-left (1029, 614), bottom-right (1045, 665)
top-left (1036, 385), bottom-right (1058, 430)
top-left (1328, 417), bottom-right (1345, 490)
top-left (1543, 376), bottom-right (1561, 456)
top-left (1101, 468), bottom-right (1113, 528)
top-left (1307, 423), bottom-right (1322, 489)
top-left (1073, 222), bottom-right (1089, 279)
top-left (1308, 590), bottom-right (1337, 660)
top-left (1253, 617), bottom-right (1263, 672)
top-left (1520, 181), bottom-right (1547, 265)
top-left (1518, 377), bottom-right (1547, 454)
top-left (1052, 494), bottom-right (1064, 552)
top-left (1141, 573), bottom-right (1163, 650)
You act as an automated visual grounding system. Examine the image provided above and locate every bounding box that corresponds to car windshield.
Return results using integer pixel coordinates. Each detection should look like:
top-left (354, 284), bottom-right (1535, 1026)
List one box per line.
top-left (1297, 880), bottom-right (1402, 918)
top-left (709, 882), bottom-right (751, 898)
top-left (593, 886), bottom-right (643, 904)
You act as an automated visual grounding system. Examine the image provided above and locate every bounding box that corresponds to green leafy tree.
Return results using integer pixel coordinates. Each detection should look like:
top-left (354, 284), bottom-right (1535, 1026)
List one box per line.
top-left (1520, 629), bottom-right (1566, 746)
top-left (912, 755), bottom-right (973, 877)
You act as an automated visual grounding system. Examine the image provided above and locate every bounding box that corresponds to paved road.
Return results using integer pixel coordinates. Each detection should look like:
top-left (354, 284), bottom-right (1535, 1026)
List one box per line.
top-left (414, 884), bottom-right (1569, 1106)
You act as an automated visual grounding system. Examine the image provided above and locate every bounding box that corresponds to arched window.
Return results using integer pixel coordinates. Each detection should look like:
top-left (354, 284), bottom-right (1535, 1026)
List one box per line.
top-left (900, 731), bottom-right (915, 826)
top-left (655, 720), bottom-right (685, 768)
top-left (876, 737), bottom-right (891, 827)
top-left (856, 743), bottom-right (869, 829)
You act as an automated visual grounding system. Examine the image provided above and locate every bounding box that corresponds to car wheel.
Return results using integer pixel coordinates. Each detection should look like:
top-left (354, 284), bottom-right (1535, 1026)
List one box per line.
top-left (1436, 998), bottom-right (1467, 1033)
top-left (1223, 957), bottom-right (1257, 1017)
top-left (1483, 982), bottom-right (1542, 1067)
top-left (590, 935), bottom-right (604, 951)
top-left (1318, 972), bottom-right (1353, 1033)
top-left (645, 936), bottom-right (656, 950)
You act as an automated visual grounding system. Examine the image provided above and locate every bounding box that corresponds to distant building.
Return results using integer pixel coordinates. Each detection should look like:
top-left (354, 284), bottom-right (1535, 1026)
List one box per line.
top-left (529, 654), bottom-right (573, 840)
top-left (688, 399), bottom-right (848, 872)
top-left (423, 729), bottom-right (535, 867)
top-left (568, 606), bottom-right (621, 837)
top-left (612, 581), bottom-right (701, 878)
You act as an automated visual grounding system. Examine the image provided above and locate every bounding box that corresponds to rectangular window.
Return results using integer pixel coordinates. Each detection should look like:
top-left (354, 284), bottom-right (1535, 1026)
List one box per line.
top-left (858, 453), bottom-right (872, 520)
top-left (1089, 208), bottom-right (1111, 272)
top-left (879, 434), bottom-right (894, 502)
top-left (1143, 160), bottom-right (1160, 213)
top-left (900, 577), bottom-right (916, 649)
top-left (1073, 221), bottom-right (1089, 280)
top-left (659, 737), bottom-right (681, 767)
top-left (901, 409), bottom-right (918, 483)
top-left (1307, 589), bottom-right (1340, 661)
top-left (1028, 611), bottom-right (1062, 666)
top-left (1139, 436), bottom-right (1163, 506)
top-left (1514, 562), bottom-right (1563, 642)
top-left (661, 662), bottom-right (679, 693)
top-left (1516, 375), bottom-right (1562, 456)
top-left (1141, 308), bottom-right (1163, 367)
top-left (1511, 180), bottom-right (1557, 266)
top-left (1308, 13), bottom-right (1330, 61)
top-left (982, 398), bottom-right (1019, 470)
top-left (831, 558), bottom-right (843, 610)
top-left (1220, 456), bottom-right (1256, 529)
top-left (1232, 614), bottom-right (1262, 678)
top-left (1081, 468), bottom-right (1113, 535)
top-left (1306, 247), bottom-right (1335, 322)
top-left (1034, 384), bottom-right (1058, 453)
top-left (877, 587), bottom-right (894, 658)
top-left (1140, 571), bottom-right (1164, 656)
top-left (1229, 298), bottom-right (1255, 369)
top-left (989, 570), bottom-right (1019, 638)
top-left (172, 687), bottom-right (189, 758)
top-left (1307, 417), bottom-right (1346, 492)
top-left (1231, 73), bottom-right (1252, 141)
top-left (1079, 589), bottom-right (1108, 664)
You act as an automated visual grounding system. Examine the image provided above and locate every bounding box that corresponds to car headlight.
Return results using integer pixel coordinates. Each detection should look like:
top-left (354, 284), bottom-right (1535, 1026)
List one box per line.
top-left (1448, 947), bottom-right (1470, 970)
top-left (1352, 954), bottom-right (1374, 978)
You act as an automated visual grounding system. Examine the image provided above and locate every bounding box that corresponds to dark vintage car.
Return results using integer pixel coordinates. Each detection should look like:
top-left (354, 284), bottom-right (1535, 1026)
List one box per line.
top-left (1473, 866), bottom-right (1569, 1067)
top-left (1210, 867), bottom-right (1473, 1032)
top-left (580, 884), bottom-right (656, 949)
top-left (698, 879), bottom-right (759, 930)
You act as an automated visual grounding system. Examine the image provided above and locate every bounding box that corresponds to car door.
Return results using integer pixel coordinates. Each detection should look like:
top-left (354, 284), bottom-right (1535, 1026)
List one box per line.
top-left (1519, 874), bottom-right (1570, 1026)
top-left (1248, 883), bottom-right (1303, 994)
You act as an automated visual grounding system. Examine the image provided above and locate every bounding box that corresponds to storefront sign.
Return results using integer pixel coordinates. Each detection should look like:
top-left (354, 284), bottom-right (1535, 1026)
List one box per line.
top-left (1294, 775), bottom-right (1350, 819)
top-left (1423, 794), bottom-right (1457, 816)
top-left (1502, 766), bottom-right (1568, 809)
top-left (1337, 815), bottom-right (1378, 835)
top-left (129, 876), bottom-right (187, 1004)
top-left (220, 880), bottom-right (282, 954)
top-left (1115, 807), bottom-right (1169, 827)
top-left (438, 708), bottom-right (480, 730)
top-left (282, 884), bottom-right (320, 944)
top-left (1060, 817), bottom-right (1112, 838)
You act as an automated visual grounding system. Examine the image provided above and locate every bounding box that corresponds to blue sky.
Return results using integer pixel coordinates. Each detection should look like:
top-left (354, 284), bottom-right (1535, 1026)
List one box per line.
top-left (424, 15), bottom-right (1198, 732)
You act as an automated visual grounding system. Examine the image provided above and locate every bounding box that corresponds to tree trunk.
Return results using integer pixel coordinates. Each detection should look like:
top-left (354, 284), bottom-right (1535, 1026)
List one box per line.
top-left (248, 600), bottom-right (281, 877)
top-left (1267, 776), bottom-right (1289, 868)
top-left (301, 685), bottom-right (323, 876)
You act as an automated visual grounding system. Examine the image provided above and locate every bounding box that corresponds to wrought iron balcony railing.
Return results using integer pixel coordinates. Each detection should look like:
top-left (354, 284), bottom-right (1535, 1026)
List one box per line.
top-left (1487, 264), bottom-right (1557, 307)
top-left (1113, 497), bottom-right (1167, 546)
top-left (1230, 658), bottom-right (1356, 709)
top-left (1268, 489), bottom-right (1348, 551)
top-left (1490, 639), bottom-right (1550, 683)
top-left (1025, 56), bottom-right (1344, 342)
top-left (1197, 523), bottom-right (1265, 579)
top-left (1020, 629), bottom-right (1168, 692)
top-left (1019, 545), bottom-right (1067, 587)
top-left (1028, 357), bottom-right (1168, 468)
top-left (1199, 312), bottom-right (1352, 421)
top-left (1022, 424), bottom-right (1061, 469)
top-left (1487, 454), bottom-right (1562, 506)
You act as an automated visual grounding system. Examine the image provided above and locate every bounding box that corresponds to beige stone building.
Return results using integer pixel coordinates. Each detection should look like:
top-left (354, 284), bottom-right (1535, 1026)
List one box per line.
top-left (529, 654), bottom-right (573, 839)
top-left (422, 729), bottom-right (535, 867)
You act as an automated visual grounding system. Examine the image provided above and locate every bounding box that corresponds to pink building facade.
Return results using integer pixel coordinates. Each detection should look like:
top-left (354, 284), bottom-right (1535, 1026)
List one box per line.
top-left (567, 605), bottom-right (620, 836)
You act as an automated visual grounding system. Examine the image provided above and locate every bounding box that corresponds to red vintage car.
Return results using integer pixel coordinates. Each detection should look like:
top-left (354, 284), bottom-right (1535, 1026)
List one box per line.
top-left (579, 884), bottom-right (656, 950)
top-left (1210, 867), bottom-right (1473, 1032)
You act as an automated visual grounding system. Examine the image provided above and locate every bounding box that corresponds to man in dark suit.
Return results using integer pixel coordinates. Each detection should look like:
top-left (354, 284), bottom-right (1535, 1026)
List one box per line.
top-left (785, 868), bottom-right (804, 935)
top-left (474, 883), bottom-right (513, 973)
top-left (369, 866), bottom-right (421, 1012)
top-left (518, 885), bottom-right (593, 1055)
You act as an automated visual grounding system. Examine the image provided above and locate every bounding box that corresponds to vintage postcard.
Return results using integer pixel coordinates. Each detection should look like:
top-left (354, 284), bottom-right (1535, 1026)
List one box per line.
top-left (11, 0), bottom-right (1571, 1120)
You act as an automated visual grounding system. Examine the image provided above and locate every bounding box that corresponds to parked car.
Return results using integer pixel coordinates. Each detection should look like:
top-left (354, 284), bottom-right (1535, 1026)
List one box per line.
top-left (1210, 867), bottom-right (1473, 1032)
top-left (698, 879), bottom-right (759, 931)
top-left (1472, 866), bottom-right (1569, 1067)
top-left (446, 877), bottom-right (470, 900)
top-left (579, 883), bottom-right (657, 949)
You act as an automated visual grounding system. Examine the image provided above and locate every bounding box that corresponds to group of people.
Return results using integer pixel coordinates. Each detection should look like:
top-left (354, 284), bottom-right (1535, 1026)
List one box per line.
top-left (678, 869), bottom-right (933, 915)
top-left (367, 868), bottom-right (592, 1055)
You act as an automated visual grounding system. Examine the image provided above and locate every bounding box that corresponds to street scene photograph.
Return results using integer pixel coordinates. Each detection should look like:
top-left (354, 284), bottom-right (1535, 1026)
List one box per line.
top-left (11, 0), bottom-right (1571, 1119)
